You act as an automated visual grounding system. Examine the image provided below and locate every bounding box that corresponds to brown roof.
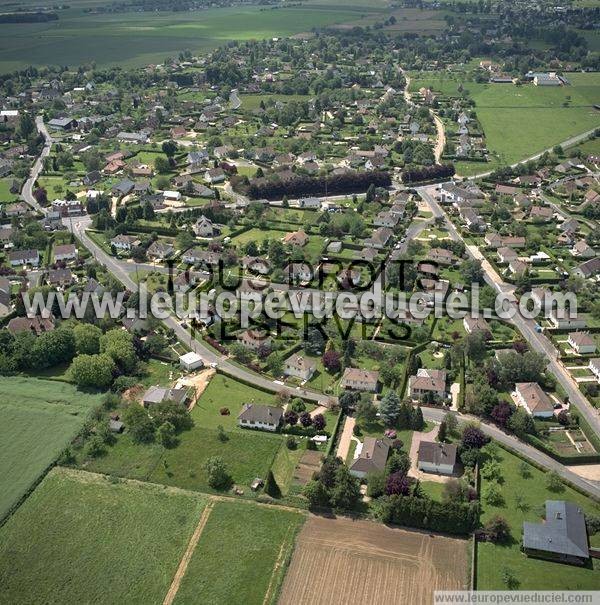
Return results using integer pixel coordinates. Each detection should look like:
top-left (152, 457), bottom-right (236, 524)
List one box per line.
top-left (350, 437), bottom-right (390, 474)
top-left (516, 382), bottom-right (554, 414)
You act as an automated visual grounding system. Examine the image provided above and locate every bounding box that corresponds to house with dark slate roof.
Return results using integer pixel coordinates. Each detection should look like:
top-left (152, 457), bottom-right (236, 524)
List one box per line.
top-left (523, 501), bottom-right (590, 565)
top-left (238, 403), bottom-right (283, 432)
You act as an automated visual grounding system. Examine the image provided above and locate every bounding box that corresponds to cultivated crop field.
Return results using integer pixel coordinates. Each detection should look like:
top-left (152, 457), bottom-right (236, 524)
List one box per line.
top-left (0, 377), bottom-right (101, 520)
top-left (0, 468), bottom-right (208, 605)
top-left (0, 4), bottom-right (368, 73)
top-left (279, 515), bottom-right (469, 605)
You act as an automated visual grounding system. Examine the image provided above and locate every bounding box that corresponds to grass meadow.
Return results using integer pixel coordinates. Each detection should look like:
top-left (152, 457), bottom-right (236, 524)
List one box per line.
top-left (410, 72), bottom-right (600, 171)
top-left (74, 375), bottom-right (285, 493)
top-left (173, 499), bottom-right (305, 605)
top-left (0, 468), bottom-right (207, 605)
top-left (0, 377), bottom-right (101, 520)
top-left (477, 444), bottom-right (600, 590)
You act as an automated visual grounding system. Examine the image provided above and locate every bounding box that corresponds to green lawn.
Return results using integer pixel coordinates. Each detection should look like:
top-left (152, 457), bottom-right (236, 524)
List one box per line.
top-left (0, 468), bottom-right (207, 605)
top-left (0, 178), bottom-right (17, 203)
top-left (0, 377), bottom-right (101, 520)
top-left (77, 422), bottom-right (284, 494)
top-left (193, 373), bottom-right (276, 431)
top-left (173, 500), bottom-right (304, 605)
top-left (477, 444), bottom-right (600, 590)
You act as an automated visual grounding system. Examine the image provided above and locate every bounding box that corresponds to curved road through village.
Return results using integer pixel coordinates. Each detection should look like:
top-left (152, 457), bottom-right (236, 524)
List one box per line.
top-left (21, 117), bottom-right (600, 499)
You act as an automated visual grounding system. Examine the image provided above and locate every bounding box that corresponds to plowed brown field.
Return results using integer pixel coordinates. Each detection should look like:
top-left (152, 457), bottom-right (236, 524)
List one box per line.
top-left (279, 516), bottom-right (469, 605)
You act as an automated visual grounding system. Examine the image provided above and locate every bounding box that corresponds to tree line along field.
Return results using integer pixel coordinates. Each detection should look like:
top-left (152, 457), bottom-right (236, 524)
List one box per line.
top-left (0, 468), bottom-right (305, 605)
top-left (410, 72), bottom-right (600, 173)
top-left (0, 377), bottom-right (102, 520)
top-left (0, 4), bottom-right (371, 73)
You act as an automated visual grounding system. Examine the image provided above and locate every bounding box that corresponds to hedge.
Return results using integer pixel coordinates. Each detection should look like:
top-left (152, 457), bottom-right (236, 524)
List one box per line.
top-left (375, 494), bottom-right (480, 536)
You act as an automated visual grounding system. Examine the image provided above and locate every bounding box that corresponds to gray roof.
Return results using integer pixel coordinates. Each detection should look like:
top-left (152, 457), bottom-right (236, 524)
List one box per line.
top-left (238, 403), bottom-right (283, 425)
top-left (142, 386), bottom-right (188, 406)
top-left (418, 441), bottom-right (457, 466)
top-left (523, 501), bottom-right (589, 559)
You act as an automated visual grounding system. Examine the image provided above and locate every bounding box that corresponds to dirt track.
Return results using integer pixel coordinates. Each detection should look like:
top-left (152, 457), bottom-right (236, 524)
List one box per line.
top-left (279, 516), bottom-right (469, 605)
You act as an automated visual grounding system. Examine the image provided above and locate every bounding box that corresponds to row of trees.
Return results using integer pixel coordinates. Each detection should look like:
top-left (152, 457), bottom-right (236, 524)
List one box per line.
top-left (401, 163), bottom-right (455, 184)
top-left (243, 170), bottom-right (392, 200)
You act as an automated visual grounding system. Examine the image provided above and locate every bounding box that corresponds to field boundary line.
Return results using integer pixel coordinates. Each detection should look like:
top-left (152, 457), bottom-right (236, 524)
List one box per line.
top-left (262, 523), bottom-right (298, 605)
top-left (162, 499), bottom-right (215, 605)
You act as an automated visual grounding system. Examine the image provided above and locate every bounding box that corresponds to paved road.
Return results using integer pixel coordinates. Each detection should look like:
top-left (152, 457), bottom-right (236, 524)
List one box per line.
top-left (421, 406), bottom-right (600, 497)
top-left (462, 127), bottom-right (599, 180)
top-left (418, 185), bottom-right (600, 440)
top-left (21, 116), bottom-right (52, 213)
top-left (19, 117), bottom-right (600, 497)
top-left (68, 216), bottom-right (333, 406)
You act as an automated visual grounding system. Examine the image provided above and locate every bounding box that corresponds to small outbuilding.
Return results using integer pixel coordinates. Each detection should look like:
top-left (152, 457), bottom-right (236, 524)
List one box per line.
top-left (179, 351), bottom-right (204, 371)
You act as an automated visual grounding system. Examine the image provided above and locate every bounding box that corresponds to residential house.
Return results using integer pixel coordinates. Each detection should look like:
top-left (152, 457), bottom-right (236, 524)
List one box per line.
top-left (364, 227), bottom-right (393, 249)
top-left (112, 179), bottom-right (135, 197)
top-left (567, 332), bottom-right (596, 355)
top-left (146, 241), bottom-right (174, 260)
top-left (588, 358), bottom-right (600, 382)
top-left (282, 230), bottom-right (309, 247)
top-left (408, 368), bottom-right (447, 401)
top-left (142, 386), bottom-right (189, 409)
top-left (529, 206), bottom-right (553, 222)
top-left (238, 404), bottom-right (283, 432)
top-left (427, 248), bottom-right (455, 266)
top-left (374, 211), bottom-right (400, 229)
top-left (47, 268), bottom-right (74, 287)
top-left (110, 234), bottom-right (141, 252)
top-left (7, 315), bottom-right (55, 336)
top-left (417, 442), bottom-right (457, 476)
top-left (575, 257), bottom-right (600, 279)
top-left (463, 316), bottom-right (491, 336)
top-left (497, 244), bottom-right (520, 264)
top-left (515, 382), bottom-right (554, 418)
top-left (340, 368), bottom-right (379, 392)
top-left (349, 437), bottom-right (390, 479)
top-left (549, 309), bottom-right (586, 330)
top-left (205, 168), bottom-right (226, 184)
top-left (193, 216), bottom-right (218, 238)
top-left (523, 501), bottom-right (589, 565)
top-left (53, 243), bottom-right (77, 263)
top-left (9, 249), bottom-right (39, 267)
top-left (238, 329), bottom-right (271, 351)
top-left (571, 240), bottom-right (596, 259)
top-left (283, 353), bottom-right (316, 381)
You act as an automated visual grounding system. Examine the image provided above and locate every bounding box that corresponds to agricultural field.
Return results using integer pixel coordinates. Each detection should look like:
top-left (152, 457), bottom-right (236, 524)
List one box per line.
top-left (477, 445), bottom-right (600, 590)
top-left (0, 377), bottom-right (101, 520)
top-left (410, 72), bottom-right (600, 173)
top-left (0, 4), bottom-right (372, 73)
top-left (279, 515), bottom-right (469, 605)
top-left (172, 500), bottom-right (304, 605)
top-left (0, 468), bottom-right (208, 605)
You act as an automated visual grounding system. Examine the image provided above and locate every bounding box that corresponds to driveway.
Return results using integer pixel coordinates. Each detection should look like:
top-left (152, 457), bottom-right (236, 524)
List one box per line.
top-left (336, 416), bottom-right (356, 461)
